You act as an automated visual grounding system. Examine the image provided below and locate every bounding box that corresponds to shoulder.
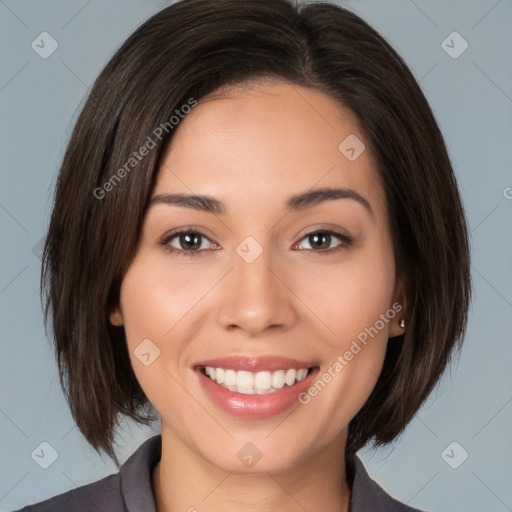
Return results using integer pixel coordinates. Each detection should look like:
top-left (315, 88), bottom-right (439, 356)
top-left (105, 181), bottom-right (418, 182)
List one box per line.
top-left (11, 435), bottom-right (162, 512)
top-left (350, 456), bottom-right (426, 512)
top-left (11, 472), bottom-right (122, 512)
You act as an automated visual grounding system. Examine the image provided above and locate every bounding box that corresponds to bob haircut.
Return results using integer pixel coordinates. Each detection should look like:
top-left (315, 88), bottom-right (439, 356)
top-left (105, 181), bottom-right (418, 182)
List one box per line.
top-left (41, 0), bottom-right (471, 467)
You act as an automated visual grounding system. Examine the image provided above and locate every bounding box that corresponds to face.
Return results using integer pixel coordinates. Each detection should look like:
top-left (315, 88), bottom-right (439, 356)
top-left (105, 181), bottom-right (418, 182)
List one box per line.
top-left (111, 80), bottom-right (405, 474)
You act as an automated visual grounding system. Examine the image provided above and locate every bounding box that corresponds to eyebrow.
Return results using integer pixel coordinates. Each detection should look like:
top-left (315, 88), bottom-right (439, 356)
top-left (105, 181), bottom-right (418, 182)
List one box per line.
top-left (149, 187), bottom-right (373, 218)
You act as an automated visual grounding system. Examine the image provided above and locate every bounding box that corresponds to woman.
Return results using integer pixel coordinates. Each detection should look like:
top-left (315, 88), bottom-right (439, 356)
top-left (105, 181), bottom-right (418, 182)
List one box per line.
top-left (15, 0), bottom-right (471, 510)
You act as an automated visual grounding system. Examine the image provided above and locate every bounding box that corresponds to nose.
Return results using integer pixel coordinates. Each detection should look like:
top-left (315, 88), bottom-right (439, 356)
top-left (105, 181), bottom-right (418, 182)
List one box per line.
top-left (217, 245), bottom-right (298, 338)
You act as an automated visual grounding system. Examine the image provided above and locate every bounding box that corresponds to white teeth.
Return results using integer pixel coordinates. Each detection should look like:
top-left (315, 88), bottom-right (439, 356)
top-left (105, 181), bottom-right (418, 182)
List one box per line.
top-left (203, 366), bottom-right (311, 395)
top-left (225, 369), bottom-right (237, 386)
top-left (296, 368), bottom-right (308, 381)
top-left (216, 367), bottom-right (225, 384)
top-left (238, 387), bottom-right (256, 394)
top-left (285, 369), bottom-right (297, 386)
top-left (272, 370), bottom-right (285, 389)
top-left (254, 371), bottom-right (272, 390)
top-left (237, 371), bottom-right (254, 389)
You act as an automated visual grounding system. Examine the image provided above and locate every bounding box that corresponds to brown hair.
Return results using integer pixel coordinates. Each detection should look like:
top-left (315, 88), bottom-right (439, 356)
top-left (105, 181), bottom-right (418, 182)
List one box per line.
top-left (41, 0), bottom-right (471, 467)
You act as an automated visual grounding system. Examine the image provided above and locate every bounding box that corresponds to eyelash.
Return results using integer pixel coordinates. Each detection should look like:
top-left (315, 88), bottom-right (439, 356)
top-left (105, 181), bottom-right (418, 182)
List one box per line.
top-left (159, 228), bottom-right (353, 257)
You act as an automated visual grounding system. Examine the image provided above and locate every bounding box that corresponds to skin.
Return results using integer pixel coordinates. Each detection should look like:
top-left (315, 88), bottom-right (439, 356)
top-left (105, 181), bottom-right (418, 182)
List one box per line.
top-left (110, 79), bottom-right (406, 512)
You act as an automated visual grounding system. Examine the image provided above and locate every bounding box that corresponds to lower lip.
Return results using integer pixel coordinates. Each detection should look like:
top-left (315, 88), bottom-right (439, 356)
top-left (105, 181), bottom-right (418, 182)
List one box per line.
top-left (196, 367), bottom-right (320, 419)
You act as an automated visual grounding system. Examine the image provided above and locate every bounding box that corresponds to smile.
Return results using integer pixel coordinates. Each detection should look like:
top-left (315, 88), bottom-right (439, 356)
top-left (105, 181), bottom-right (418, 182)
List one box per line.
top-left (202, 367), bottom-right (310, 395)
top-left (194, 356), bottom-right (320, 419)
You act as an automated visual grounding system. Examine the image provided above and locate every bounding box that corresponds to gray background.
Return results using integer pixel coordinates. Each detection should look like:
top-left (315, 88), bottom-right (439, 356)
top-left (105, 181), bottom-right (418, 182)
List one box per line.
top-left (1, 0), bottom-right (511, 511)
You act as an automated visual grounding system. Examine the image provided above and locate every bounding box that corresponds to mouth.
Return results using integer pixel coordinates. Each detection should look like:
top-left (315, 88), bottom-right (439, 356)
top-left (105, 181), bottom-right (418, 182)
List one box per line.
top-left (200, 366), bottom-right (312, 395)
top-left (193, 356), bottom-right (320, 419)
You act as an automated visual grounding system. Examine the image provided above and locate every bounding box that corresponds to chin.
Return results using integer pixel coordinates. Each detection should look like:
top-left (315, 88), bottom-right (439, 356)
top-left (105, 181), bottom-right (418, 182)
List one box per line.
top-left (207, 447), bottom-right (306, 476)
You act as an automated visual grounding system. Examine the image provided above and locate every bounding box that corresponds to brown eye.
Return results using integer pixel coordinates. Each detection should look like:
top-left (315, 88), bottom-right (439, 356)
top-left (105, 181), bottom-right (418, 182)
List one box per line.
top-left (160, 229), bottom-right (217, 257)
top-left (177, 232), bottom-right (202, 250)
top-left (295, 230), bottom-right (352, 253)
top-left (308, 232), bottom-right (332, 250)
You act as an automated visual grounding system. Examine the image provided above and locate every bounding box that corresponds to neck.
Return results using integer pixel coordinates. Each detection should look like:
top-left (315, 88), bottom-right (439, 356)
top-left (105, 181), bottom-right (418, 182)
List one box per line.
top-left (152, 425), bottom-right (351, 512)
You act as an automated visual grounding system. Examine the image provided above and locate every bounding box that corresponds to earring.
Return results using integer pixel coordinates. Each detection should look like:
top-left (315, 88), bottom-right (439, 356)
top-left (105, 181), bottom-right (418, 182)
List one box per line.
top-left (399, 318), bottom-right (405, 329)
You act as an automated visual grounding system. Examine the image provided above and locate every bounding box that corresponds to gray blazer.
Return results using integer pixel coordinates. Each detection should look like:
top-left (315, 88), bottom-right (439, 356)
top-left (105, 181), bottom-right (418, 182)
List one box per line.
top-left (13, 435), bottom-right (424, 511)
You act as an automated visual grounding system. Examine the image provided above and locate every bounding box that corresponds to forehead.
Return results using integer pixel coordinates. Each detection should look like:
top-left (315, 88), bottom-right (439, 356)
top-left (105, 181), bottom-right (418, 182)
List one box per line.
top-left (153, 81), bottom-right (387, 222)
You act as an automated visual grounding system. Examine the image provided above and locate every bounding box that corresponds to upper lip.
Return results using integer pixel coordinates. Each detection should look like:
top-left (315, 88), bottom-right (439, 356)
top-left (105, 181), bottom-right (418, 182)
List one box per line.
top-left (193, 355), bottom-right (316, 372)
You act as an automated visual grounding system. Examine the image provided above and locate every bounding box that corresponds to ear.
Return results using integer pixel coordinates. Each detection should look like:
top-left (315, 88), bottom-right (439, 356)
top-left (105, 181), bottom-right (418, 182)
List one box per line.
top-left (109, 306), bottom-right (124, 326)
top-left (388, 275), bottom-right (407, 339)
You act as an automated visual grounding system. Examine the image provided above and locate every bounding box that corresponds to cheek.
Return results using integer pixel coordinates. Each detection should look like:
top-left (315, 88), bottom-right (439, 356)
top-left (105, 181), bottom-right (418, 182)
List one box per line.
top-left (117, 254), bottom-right (230, 402)
top-left (291, 240), bottom-right (395, 425)
top-left (295, 311), bottom-right (391, 451)
top-left (119, 256), bottom-right (214, 346)
top-left (293, 242), bottom-right (396, 349)
top-left (118, 259), bottom-right (201, 416)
